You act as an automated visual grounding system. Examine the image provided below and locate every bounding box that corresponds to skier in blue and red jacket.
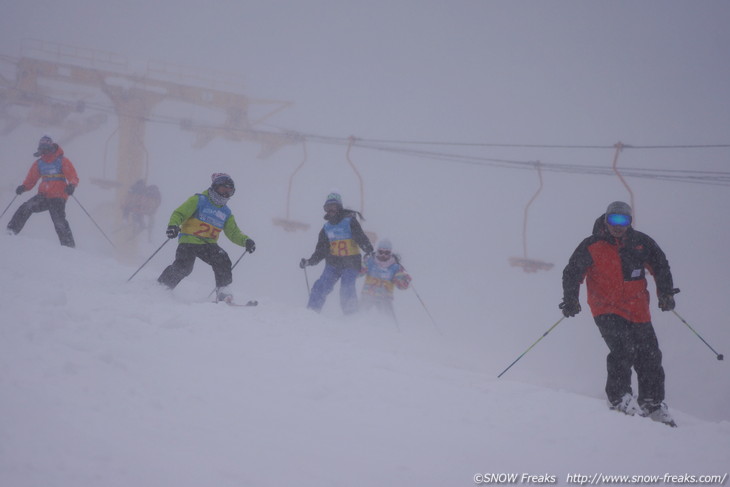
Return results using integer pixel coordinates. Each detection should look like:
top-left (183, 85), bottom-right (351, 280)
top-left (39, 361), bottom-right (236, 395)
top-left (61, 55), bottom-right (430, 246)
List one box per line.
top-left (7, 135), bottom-right (79, 247)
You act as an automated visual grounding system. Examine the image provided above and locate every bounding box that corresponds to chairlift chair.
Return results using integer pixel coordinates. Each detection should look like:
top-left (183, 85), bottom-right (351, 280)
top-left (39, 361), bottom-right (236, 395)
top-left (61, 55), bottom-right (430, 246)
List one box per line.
top-left (509, 161), bottom-right (554, 273)
top-left (272, 138), bottom-right (311, 232)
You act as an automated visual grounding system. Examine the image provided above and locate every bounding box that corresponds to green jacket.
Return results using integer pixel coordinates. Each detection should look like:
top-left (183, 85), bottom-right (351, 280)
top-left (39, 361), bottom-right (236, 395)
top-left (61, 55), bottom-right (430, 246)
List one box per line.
top-left (168, 190), bottom-right (250, 246)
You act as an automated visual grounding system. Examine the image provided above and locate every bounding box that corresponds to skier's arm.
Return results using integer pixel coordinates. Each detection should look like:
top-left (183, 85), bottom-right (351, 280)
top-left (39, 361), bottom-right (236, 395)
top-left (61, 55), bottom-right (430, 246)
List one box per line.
top-left (307, 229), bottom-right (329, 265)
top-left (61, 158), bottom-right (80, 187)
top-left (393, 265), bottom-right (411, 290)
top-left (350, 218), bottom-right (374, 254)
top-left (20, 163), bottom-right (41, 191)
top-left (223, 214), bottom-right (250, 247)
top-left (562, 239), bottom-right (592, 300)
top-left (167, 195), bottom-right (199, 227)
top-left (644, 235), bottom-right (675, 295)
top-left (358, 254), bottom-right (373, 278)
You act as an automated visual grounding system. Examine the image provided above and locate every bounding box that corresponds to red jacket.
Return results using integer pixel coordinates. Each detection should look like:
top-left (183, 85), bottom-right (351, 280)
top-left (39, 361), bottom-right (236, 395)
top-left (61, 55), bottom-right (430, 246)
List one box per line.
top-left (562, 215), bottom-right (674, 323)
top-left (21, 145), bottom-right (79, 200)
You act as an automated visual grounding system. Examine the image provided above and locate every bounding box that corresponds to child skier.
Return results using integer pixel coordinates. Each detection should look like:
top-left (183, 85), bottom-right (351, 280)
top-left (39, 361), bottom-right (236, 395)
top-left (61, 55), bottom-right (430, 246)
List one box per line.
top-left (158, 173), bottom-right (255, 303)
top-left (359, 239), bottom-right (411, 321)
top-left (7, 135), bottom-right (79, 247)
top-left (299, 192), bottom-right (373, 314)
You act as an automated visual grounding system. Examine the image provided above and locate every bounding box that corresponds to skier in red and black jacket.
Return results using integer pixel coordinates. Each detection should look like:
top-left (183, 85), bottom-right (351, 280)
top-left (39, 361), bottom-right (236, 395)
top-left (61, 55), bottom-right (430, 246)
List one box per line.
top-left (7, 135), bottom-right (79, 247)
top-left (560, 201), bottom-right (679, 427)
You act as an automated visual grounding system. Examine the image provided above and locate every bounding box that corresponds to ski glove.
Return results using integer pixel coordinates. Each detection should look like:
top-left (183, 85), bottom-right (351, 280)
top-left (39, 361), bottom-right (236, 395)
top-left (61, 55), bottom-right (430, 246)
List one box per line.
top-left (559, 297), bottom-right (581, 318)
top-left (245, 238), bottom-right (256, 253)
top-left (15, 185), bottom-right (25, 195)
top-left (166, 225), bottom-right (180, 239)
top-left (299, 258), bottom-right (309, 269)
top-left (65, 184), bottom-right (75, 195)
top-left (658, 288), bottom-right (680, 311)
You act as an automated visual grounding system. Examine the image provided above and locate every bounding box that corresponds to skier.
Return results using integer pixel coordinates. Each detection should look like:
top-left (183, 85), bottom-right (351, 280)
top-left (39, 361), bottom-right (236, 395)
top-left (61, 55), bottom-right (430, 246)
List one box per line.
top-left (300, 192), bottom-right (373, 314)
top-left (560, 201), bottom-right (679, 426)
top-left (158, 173), bottom-right (255, 303)
top-left (122, 179), bottom-right (162, 241)
top-left (359, 238), bottom-right (411, 321)
top-left (7, 135), bottom-right (79, 247)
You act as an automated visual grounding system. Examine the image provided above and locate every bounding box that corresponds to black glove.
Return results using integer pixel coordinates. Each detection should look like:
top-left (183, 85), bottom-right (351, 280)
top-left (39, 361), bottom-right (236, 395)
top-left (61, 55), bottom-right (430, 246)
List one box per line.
top-left (245, 238), bottom-right (256, 253)
top-left (15, 185), bottom-right (25, 195)
top-left (299, 258), bottom-right (309, 269)
top-left (658, 288), bottom-right (680, 311)
top-left (166, 225), bottom-right (180, 239)
top-left (559, 297), bottom-right (581, 318)
top-left (65, 184), bottom-right (75, 195)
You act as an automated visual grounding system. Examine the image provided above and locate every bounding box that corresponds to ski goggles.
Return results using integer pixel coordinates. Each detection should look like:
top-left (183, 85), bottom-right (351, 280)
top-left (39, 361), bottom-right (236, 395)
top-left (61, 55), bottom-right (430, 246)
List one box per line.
top-left (323, 203), bottom-right (341, 213)
top-left (606, 213), bottom-right (632, 227)
top-left (38, 143), bottom-right (54, 154)
top-left (214, 184), bottom-right (235, 198)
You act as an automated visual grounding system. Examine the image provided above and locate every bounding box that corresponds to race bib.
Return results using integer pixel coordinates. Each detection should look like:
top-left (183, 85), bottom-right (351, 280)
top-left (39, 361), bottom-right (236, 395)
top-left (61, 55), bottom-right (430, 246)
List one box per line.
top-left (181, 218), bottom-right (222, 240)
top-left (329, 239), bottom-right (359, 257)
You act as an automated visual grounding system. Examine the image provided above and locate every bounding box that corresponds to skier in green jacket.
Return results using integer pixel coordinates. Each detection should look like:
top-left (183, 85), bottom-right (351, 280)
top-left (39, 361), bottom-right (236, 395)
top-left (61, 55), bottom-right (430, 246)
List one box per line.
top-left (158, 173), bottom-right (255, 302)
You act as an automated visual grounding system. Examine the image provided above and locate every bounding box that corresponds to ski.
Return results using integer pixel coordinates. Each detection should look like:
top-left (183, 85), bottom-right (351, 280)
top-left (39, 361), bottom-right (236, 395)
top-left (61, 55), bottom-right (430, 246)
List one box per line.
top-left (222, 299), bottom-right (258, 307)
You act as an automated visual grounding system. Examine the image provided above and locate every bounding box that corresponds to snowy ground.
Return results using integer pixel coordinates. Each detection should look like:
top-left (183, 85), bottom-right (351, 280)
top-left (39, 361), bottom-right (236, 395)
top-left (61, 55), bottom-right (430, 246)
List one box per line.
top-left (1, 234), bottom-right (728, 487)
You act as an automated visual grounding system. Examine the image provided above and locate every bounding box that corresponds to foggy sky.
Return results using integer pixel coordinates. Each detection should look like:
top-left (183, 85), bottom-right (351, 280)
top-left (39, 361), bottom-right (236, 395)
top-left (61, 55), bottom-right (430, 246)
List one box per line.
top-left (3, 1), bottom-right (729, 144)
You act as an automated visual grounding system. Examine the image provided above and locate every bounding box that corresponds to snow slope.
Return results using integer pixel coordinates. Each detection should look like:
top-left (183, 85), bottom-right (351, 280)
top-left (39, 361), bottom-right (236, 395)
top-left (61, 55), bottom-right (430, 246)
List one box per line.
top-left (1, 234), bottom-right (728, 487)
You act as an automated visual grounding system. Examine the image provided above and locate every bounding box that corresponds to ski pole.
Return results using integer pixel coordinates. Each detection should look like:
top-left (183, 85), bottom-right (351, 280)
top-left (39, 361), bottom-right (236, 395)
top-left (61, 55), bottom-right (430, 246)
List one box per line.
top-left (0, 195), bottom-right (18, 219)
top-left (497, 316), bottom-right (565, 378)
top-left (303, 266), bottom-right (311, 296)
top-left (410, 283), bottom-right (442, 334)
top-left (672, 310), bottom-right (724, 361)
top-left (208, 250), bottom-right (249, 298)
top-left (392, 256), bottom-right (441, 334)
top-left (72, 195), bottom-right (116, 249)
top-left (127, 238), bottom-right (170, 282)
top-left (228, 248), bottom-right (249, 271)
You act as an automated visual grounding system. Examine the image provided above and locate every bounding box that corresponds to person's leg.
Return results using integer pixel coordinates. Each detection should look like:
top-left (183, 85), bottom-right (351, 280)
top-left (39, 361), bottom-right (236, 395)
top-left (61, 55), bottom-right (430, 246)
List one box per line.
top-left (632, 322), bottom-right (665, 407)
top-left (198, 244), bottom-right (233, 288)
top-left (158, 243), bottom-right (198, 289)
top-left (379, 299), bottom-right (397, 322)
top-left (47, 198), bottom-right (75, 247)
top-left (7, 195), bottom-right (47, 235)
top-left (308, 265), bottom-right (340, 312)
top-left (595, 314), bottom-right (636, 405)
top-left (339, 267), bottom-right (359, 314)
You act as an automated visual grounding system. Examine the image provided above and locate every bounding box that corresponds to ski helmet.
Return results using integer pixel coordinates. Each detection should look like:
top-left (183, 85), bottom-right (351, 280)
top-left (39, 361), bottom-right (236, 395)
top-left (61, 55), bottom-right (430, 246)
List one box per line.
top-left (34, 135), bottom-right (55, 157)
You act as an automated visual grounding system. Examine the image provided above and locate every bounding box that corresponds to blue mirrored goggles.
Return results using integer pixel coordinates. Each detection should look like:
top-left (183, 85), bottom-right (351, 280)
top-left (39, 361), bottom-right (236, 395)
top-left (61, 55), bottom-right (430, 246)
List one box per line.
top-left (606, 213), bottom-right (632, 227)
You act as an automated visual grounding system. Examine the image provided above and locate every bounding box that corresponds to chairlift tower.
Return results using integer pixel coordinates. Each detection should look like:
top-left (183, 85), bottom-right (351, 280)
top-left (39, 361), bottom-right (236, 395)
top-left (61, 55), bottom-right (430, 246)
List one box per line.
top-left (0, 39), bottom-right (294, 259)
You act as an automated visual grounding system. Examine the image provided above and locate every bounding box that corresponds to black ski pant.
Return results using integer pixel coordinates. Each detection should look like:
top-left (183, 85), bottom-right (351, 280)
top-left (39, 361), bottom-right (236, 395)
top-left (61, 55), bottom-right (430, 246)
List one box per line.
top-left (594, 314), bottom-right (665, 407)
top-left (158, 242), bottom-right (232, 289)
top-left (7, 194), bottom-right (75, 247)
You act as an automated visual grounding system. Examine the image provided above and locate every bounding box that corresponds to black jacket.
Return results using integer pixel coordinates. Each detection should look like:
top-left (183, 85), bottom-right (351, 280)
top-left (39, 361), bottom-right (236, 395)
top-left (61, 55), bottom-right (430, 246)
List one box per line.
top-left (562, 214), bottom-right (674, 322)
top-left (308, 209), bottom-right (373, 270)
